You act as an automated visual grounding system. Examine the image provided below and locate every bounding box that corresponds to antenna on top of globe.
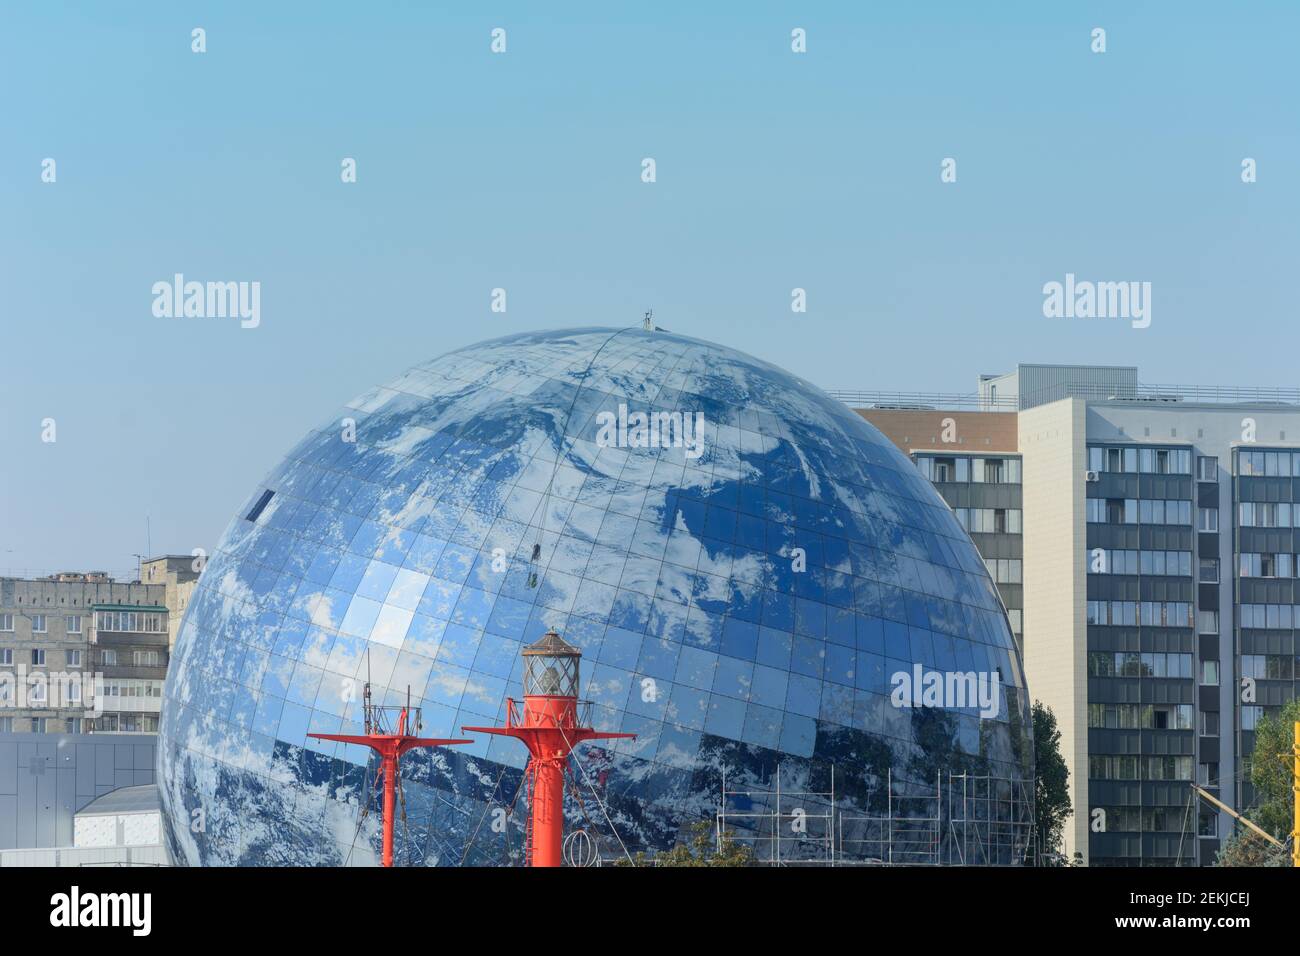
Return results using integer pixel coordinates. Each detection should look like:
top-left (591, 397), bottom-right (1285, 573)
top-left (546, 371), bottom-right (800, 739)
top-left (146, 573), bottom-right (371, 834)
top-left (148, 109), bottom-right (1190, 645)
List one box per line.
top-left (642, 310), bottom-right (654, 331)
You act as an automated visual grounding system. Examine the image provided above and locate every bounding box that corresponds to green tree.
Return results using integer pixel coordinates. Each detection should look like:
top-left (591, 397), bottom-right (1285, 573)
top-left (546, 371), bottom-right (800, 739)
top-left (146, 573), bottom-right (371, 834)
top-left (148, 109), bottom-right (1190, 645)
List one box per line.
top-left (1245, 697), bottom-right (1300, 839)
top-left (1214, 698), bottom-right (1298, 866)
top-left (1214, 827), bottom-right (1290, 867)
top-left (1031, 701), bottom-right (1073, 865)
top-left (615, 821), bottom-right (754, 867)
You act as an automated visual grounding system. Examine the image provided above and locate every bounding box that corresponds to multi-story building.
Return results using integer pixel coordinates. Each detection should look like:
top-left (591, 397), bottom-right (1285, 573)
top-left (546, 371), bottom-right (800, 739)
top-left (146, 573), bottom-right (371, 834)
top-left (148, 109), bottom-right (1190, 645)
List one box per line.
top-left (140, 555), bottom-right (201, 650)
top-left (0, 573), bottom-right (169, 735)
top-left (89, 602), bottom-right (169, 734)
top-left (843, 364), bottom-right (1300, 866)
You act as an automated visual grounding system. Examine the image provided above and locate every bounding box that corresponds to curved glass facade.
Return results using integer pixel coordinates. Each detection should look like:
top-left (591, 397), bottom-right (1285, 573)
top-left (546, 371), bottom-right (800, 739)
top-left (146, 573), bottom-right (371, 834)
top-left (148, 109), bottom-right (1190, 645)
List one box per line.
top-left (158, 327), bottom-right (1032, 865)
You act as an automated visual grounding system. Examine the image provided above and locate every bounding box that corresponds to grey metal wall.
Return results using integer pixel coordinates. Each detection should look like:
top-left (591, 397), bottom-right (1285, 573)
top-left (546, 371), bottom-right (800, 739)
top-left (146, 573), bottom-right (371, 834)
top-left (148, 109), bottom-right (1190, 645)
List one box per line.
top-left (1018, 364), bottom-right (1138, 409)
top-left (0, 732), bottom-right (155, 850)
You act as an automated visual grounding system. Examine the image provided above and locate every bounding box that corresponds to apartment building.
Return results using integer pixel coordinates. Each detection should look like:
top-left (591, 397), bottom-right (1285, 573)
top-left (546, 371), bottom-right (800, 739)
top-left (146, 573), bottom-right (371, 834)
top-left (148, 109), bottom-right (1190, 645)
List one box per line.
top-left (0, 573), bottom-right (169, 735)
top-left (140, 555), bottom-right (201, 649)
top-left (845, 364), bottom-right (1300, 866)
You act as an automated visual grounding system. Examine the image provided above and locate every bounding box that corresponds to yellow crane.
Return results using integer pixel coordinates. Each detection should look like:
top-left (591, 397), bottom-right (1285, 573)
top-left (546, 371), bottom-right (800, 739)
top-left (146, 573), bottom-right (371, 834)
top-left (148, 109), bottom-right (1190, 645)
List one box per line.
top-left (1190, 783), bottom-right (1282, 848)
top-left (1191, 721), bottom-right (1300, 867)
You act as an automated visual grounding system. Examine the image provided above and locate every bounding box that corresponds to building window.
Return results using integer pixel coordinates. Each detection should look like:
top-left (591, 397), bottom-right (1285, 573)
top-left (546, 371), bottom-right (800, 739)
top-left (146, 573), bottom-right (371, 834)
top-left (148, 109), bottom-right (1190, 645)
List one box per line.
top-left (1198, 762), bottom-right (1221, 787)
top-left (975, 458), bottom-right (1014, 483)
top-left (1087, 652), bottom-right (1116, 677)
top-left (1197, 610), bottom-right (1219, 634)
top-left (1197, 456), bottom-right (1218, 481)
top-left (1086, 600), bottom-right (1141, 626)
top-left (1238, 450), bottom-right (1297, 477)
top-left (1102, 447), bottom-right (1139, 473)
top-left (0, 648), bottom-right (11, 666)
top-left (1200, 711), bottom-right (1220, 736)
top-left (0, 717), bottom-right (12, 733)
top-left (1201, 660), bottom-right (1220, 685)
top-left (67, 649), bottom-right (81, 668)
top-left (1088, 497), bottom-right (1140, 524)
top-left (1198, 558), bottom-right (1219, 583)
top-left (1238, 502), bottom-right (1293, 529)
top-left (983, 558), bottom-right (1022, 584)
top-left (1239, 604), bottom-right (1296, 629)
top-left (31, 614), bottom-right (47, 633)
top-left (1150, 704), bottom-right (1194, 730)
top-left (94, 610), bottom-right (165, 633)
top-left (1241, 654), bottom-right (1294, 680)
top-left (66, 718), bottom-right (82, 734)
top-left (1136, 448), bottom-right (1190, 475)
top-left (101, 649), bottom-right (117, 666)
top-left (1137, 601), bottom-right (1194, 628)
top-left (1145, 756), bottom-right (1193, 781)
top-left (31, 649), bottom-right (46, 666)
top-left (30, 682), bottom-right (46, 704)
top-left (1239, 553), bottom-right (1296, 578)
top-left (32, 718), bottom-right (47, 733)
top-left (1089, 755), bottom-right (1140, 780)
top-left (956, 507), bottom-right (1023, 534)
top-left (1197, 508), bottom-right (1219, 532)
top-left (66, 614), bottom-right (82, 634)
top-left (1242, 705), bottom-right (1263, 731)
top-left (0, 614), bottom-right (13, 631)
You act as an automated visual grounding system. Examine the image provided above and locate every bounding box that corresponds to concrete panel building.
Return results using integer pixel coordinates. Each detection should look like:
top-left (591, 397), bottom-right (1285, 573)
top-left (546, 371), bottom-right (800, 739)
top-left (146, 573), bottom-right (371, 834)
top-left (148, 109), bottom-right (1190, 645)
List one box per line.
top-left (1, 573), bottom-right (169, 734)
top-left (140, 555), bottom-right (201, 650)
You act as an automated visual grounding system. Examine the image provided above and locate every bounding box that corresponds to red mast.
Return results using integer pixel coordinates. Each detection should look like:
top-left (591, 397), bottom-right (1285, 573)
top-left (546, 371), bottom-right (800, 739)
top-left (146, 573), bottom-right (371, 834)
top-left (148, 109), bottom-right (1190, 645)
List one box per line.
top-left (309, 682), bottom-right (470, 867)
top-left (463, 630), bottom-right (634, 867)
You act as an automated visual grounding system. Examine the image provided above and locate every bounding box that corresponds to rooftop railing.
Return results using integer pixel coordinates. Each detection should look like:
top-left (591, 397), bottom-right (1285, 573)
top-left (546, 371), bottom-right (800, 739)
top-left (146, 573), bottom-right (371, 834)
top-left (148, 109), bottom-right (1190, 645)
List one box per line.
top-left (829, 382), bottom-right (1300, 412)
top-left (824, 389), bottom-right (1016, 411)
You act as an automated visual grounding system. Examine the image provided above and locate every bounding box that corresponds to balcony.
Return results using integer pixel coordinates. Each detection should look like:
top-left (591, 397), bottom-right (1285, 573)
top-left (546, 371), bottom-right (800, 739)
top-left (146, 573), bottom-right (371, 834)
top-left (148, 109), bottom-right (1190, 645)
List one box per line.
top-left (98, 664), bottom-right (167, 680)
top-left (93, 696), bottom-right (162, 714)
top-left (93, 630), bottom-right (168, 647)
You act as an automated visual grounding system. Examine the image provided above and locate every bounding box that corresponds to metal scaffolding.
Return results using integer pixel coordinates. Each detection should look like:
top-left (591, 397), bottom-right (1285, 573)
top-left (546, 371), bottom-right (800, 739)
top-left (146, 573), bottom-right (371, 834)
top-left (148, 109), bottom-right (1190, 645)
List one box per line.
top-left (717, 764), bottom-right (1035, 866)
top-left (717, 766), bottom-right (837, 865)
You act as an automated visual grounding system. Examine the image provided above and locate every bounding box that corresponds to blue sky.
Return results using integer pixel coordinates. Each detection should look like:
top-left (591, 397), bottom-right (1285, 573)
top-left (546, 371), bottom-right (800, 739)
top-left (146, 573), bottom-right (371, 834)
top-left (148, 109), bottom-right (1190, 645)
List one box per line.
top-left (3, 1), bottom-right (1298, 574)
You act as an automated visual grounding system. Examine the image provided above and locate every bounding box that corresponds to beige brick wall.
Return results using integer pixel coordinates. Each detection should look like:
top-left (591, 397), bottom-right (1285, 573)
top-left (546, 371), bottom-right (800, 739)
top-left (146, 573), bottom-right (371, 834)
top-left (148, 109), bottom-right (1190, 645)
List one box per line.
top-left (855, 408), bottom-right (1019, 454)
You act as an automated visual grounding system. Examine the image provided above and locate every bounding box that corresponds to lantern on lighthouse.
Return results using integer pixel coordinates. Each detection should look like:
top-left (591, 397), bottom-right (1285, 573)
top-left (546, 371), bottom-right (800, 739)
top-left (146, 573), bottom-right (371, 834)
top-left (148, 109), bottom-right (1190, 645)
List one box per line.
top-left (463, 629), bottom-right (634, 866)
top-left (523, 629), bottom-right (580, 699)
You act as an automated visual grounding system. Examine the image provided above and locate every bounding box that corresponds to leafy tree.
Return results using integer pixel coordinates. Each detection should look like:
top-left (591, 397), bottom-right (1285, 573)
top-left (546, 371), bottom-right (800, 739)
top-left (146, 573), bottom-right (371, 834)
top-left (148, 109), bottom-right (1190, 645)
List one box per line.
top-left (1031, 701), bottom-right (1072, 865)
top-left (1214, 827), bottom-right (1290, 867)
top-left (1246, 697), bottom-right (1300, 839)
top-left (615, 821), bottom-right (754, 867)
top-left (1212, 698), bottom-right (1298, 866)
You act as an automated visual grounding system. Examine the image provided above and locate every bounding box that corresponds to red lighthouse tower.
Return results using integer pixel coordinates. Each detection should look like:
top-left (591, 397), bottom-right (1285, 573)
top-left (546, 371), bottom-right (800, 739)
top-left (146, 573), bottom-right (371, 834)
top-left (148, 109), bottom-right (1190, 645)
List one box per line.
top-left (463, 630), bottom-right (634, 867)
top-left (309, 683), bottom-right (470, 867)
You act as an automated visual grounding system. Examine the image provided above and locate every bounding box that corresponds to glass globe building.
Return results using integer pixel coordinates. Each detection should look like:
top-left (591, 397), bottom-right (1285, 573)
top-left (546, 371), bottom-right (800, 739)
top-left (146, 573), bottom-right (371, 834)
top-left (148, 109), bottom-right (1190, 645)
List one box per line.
top-left (158, 327), bottom-right (1033, 866)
